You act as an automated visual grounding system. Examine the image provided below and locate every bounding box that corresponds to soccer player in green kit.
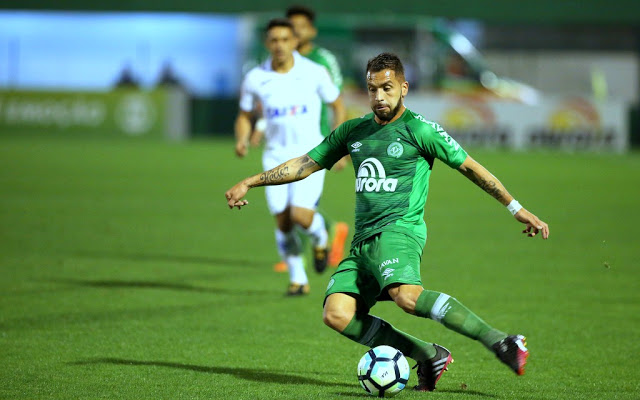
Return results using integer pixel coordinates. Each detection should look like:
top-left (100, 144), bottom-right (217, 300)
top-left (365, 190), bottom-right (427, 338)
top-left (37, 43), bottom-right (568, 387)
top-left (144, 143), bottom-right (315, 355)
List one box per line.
top-left (286, 5), bottom-right (343, 139)
top-left (226, 53), bottom-right (549, 392)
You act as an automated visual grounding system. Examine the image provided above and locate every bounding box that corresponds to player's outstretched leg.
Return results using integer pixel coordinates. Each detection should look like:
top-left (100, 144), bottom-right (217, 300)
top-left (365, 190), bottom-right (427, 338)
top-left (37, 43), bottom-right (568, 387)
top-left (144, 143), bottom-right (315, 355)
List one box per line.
top-left (492, 334), bottom-right (529, 375)
top-left (413, 344), bottom-right (454, 392)
top-left (399, 287), bottom-right (528, 374)
top-left (413, 290), bottom-right (510, 348)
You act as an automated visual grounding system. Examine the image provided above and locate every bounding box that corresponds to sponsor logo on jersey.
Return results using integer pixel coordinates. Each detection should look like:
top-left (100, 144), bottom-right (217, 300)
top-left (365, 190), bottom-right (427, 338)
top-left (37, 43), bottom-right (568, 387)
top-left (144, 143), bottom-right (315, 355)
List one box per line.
top-left (381, 268), bottom-right (395, 281)
top-left (265, 104), bottom-right (308, 119)
top-left (351, 142), bottom-right (362, 152)
top-left (355, 158), bottom-right (398, 193)
top-left (387, 142), bottom-right (403, 158)
top-left (379, 258), bottom-right (399, 271)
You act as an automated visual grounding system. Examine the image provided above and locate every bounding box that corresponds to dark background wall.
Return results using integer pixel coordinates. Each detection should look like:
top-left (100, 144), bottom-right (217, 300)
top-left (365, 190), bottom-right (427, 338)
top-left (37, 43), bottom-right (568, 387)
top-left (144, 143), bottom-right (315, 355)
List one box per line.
top-left (4, 1), bottom-right (639, 137)
top-left (5, 0), bottom-right (640, 24)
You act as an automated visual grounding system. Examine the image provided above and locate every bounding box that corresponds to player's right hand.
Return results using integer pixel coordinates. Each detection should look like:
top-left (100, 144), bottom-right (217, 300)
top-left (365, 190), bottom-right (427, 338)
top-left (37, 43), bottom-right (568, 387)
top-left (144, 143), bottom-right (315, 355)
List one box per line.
top-left (235, 140), bottom-right (248, 158)
top-left (225, 181), bottom-right (250, 209)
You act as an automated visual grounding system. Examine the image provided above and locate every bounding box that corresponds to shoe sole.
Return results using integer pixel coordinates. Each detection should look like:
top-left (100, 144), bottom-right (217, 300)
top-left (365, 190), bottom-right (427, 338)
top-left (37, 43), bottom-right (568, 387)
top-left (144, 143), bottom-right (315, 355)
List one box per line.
top-left (328, 222), bottom-right (349, 267)
top-left (414, 353), bottom-right (454, 392)
top-left (273, 261), bottom-right (288, 273)
top-left (515, 336), bottom-right (529, 375)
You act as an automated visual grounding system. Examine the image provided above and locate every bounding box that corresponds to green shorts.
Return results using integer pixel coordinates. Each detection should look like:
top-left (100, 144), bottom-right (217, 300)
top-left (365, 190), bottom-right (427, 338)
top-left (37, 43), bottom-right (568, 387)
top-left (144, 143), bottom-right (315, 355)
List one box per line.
top-left (324, 231), bottom-right (423, 311)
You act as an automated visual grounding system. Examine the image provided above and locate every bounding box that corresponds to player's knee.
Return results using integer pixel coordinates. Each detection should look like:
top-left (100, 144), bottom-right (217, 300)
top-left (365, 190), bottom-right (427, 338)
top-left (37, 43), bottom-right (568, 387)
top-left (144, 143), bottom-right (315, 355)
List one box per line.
top-left (291, 208), bottom-right (314, 229)
top-left (323, 307), bottom-right (353, 332)
top-left (394, 293), bottom-right (417, 314)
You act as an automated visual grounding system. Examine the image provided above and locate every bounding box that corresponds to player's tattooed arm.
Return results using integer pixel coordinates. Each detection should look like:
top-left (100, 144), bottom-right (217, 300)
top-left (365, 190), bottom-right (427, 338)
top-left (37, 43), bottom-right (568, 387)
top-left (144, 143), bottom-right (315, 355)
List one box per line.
top-left (255, 154), bottom-right (322, 185)
top-left (456, 156), bottom-right (550, 239)
top-left (457, 156), bottom-right (512, 205)
top-left (225, 154), bottom-right (324, 209)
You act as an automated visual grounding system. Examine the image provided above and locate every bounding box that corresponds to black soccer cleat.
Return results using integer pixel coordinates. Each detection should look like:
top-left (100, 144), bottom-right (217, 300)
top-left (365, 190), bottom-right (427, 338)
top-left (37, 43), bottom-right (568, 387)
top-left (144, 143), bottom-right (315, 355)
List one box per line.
top-left (492, 334), bottom-right (529, 375)
top-left (313, 246), bottom-right (328, 274)
top-left (413, 344), bottom-right (453, 392)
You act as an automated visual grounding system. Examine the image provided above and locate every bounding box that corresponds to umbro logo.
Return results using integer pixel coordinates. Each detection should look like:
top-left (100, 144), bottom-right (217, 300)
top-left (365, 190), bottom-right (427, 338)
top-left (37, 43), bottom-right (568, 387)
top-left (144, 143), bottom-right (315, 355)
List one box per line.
top-left (351, 142), bottom-right (362, 152)
top-left (381, 268), bottom-right (394, 281)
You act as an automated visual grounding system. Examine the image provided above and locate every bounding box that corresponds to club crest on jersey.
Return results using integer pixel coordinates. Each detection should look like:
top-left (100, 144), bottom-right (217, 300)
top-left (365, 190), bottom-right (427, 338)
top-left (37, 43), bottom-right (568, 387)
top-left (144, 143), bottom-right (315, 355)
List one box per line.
top-left (265, 104), bottom-right (308, 119)
top-left (355, 157), bottom-right (397, 193)
top-left (387, 142), bottom-right (403, 158)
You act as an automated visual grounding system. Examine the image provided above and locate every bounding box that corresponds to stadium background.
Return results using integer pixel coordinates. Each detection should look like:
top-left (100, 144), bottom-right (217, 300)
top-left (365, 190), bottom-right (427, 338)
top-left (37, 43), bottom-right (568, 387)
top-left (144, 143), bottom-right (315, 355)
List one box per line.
top-left (1, 1), bottom-right (639, 399)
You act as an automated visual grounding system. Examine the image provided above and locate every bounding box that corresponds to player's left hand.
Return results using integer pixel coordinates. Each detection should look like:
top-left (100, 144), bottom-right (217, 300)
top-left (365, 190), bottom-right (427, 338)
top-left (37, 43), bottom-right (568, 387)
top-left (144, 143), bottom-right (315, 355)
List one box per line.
top-left (514, 208), bottom-right (549, 239)
top-left (225, 181), bottom-right (250, 210)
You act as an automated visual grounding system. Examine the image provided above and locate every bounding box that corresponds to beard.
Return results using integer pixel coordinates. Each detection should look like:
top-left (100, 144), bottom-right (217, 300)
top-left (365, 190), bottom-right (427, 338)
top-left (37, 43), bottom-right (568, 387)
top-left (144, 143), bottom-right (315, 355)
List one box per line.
top-left (372, 97), bottom-right (403, 122)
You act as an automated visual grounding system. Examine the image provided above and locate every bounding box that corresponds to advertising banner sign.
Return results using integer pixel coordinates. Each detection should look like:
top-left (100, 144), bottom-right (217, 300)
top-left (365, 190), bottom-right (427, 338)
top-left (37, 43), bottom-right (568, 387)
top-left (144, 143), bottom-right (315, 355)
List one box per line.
top-left (0, 89), bottom-right (188, 140)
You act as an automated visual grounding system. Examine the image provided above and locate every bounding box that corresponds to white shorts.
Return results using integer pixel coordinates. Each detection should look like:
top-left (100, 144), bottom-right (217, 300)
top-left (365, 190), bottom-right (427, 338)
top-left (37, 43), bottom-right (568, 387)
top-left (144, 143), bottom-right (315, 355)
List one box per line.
top-left (262, 151), bottom-right (326, 215)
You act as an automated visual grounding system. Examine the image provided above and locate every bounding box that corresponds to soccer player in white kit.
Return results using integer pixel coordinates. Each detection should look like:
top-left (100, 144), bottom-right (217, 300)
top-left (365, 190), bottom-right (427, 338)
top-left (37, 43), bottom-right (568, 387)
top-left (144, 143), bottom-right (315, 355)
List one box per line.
top-left (234, 18), bottom-right (345, 295)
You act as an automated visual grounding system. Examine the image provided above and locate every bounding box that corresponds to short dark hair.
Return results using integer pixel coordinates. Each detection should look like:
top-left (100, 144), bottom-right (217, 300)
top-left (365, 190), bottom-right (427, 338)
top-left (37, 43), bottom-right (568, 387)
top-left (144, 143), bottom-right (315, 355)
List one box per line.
top-left (286, 5), bottom-right (316, 23)
top-left (366, 53), bottom-right (405, 81)
top-left (265, 18), bottom-right (295, 34)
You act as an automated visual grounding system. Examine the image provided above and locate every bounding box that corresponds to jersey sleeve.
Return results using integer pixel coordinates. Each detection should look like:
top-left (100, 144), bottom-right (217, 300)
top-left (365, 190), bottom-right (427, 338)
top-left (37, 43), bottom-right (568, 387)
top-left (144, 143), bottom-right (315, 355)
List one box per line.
top-left (307, 122), bottom-right (350, 169)
top-left (316, 66), bottom-right (340, 104)
top-left (238, 74), bottom-right (256, 112)
top-left (318, 48), bottom-right (343, 90)
top-left (412, 117), bottom-right (467, 169)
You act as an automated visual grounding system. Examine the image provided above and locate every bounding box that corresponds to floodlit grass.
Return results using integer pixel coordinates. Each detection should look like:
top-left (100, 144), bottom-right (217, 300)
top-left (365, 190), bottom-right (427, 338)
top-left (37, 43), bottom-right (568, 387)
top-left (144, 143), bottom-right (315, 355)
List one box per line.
top-left (1, 134), bottom-right (639, 399)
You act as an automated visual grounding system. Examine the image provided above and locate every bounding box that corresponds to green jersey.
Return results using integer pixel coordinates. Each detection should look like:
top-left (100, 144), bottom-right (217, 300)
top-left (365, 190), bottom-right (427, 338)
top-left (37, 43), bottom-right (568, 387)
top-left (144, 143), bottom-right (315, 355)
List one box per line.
top-left (308, 108), bottom-right (468, 247)
top-left (303, 47), bottom-right (343, 137)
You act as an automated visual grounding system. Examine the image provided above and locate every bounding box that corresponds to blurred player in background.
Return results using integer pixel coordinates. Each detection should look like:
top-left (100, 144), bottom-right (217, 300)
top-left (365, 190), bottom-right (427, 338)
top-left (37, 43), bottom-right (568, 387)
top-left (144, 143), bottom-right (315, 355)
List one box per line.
top-left (254, 6), bottom-right (351, 274)
top-left (227, 53), bottom-right (549, 390)
top-left (234, 18), bottom-right (346, 296)
top-left (286, 5), bottom-right (344, 144)
top-left (282, 5), bottom-right (350, 273)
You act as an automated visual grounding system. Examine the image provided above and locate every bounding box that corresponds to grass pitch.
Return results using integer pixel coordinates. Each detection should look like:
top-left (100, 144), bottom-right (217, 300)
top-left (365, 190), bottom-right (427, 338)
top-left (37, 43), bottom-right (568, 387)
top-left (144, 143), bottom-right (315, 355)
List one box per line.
top-left (1, 134), bottom-right (639, 399)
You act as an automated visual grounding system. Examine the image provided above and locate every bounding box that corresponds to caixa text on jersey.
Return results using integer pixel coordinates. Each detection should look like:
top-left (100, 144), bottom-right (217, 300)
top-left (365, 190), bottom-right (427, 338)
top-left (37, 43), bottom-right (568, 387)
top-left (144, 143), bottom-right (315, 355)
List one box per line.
top-left (266, 105), bottom-right (308, 118)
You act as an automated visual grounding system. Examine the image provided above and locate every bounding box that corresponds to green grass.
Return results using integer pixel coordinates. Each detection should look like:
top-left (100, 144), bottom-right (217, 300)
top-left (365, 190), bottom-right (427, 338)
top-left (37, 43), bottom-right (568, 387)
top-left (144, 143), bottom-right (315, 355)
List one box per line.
top-left (1, 134), bottom-right (639, 399)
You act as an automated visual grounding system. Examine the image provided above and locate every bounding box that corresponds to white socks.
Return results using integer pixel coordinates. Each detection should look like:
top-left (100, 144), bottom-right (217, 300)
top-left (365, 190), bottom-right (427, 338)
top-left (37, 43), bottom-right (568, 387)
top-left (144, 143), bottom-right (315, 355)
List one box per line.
top-left (275, 229), bottom-right (307, 285)
top-left (304, 212), bottom-right (328, 248)
top-left (285, 255), bottom-right (307, 284)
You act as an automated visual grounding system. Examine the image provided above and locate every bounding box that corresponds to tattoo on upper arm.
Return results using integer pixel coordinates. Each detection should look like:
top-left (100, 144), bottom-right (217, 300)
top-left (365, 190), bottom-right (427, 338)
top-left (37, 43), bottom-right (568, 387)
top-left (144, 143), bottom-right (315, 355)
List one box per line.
top-left (295, 155), bottom-right (318, 178)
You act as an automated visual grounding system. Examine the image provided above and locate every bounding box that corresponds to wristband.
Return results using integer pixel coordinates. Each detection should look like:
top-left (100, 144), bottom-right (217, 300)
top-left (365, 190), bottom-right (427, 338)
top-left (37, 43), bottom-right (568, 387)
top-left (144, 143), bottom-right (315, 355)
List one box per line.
top-left (507, 199), bottom-right (522, 215)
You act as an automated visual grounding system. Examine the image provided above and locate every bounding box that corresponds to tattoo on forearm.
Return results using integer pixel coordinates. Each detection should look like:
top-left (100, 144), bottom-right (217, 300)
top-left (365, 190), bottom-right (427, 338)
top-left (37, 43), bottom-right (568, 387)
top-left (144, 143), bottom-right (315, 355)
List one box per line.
top-left (477, 177), bottom-right (502, 200)
top-left (295, 155), bottom-right (317, 178)
top-left (465, 167), bottom-right (504, 202)
top-left (259, 165), bottom-right (289, 184)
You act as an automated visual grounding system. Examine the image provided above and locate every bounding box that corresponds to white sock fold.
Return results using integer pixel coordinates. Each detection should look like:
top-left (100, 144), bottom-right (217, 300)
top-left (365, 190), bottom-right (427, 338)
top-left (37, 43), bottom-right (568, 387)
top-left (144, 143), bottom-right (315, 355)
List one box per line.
top-left (304, 212), bottom-right (328, 248)
top-left (275, 228), bottom-right (301, 258)
top-left (286, 255), bottom-right (307, 284)
top-left (275, 229), bottom-right (307, 284)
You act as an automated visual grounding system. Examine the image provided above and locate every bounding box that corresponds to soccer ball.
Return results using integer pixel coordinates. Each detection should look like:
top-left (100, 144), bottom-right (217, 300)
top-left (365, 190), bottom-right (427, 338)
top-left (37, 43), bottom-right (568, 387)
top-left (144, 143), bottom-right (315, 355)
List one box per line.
top-left (357, 345), bottom-right (410, 397)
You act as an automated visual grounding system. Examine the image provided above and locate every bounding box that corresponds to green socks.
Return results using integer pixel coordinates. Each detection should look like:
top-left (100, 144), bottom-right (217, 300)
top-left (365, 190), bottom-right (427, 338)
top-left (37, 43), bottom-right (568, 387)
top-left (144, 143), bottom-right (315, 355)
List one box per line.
top-left (341, 312), bottom-right (437, 361)
top-left (414, 290), bottom-right (507, 349)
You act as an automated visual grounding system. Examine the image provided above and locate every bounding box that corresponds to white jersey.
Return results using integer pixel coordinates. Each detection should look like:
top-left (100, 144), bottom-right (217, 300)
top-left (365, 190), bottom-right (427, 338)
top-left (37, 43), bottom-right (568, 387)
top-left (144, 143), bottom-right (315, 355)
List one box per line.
top-left (239, 51), bottom-right (340, 161)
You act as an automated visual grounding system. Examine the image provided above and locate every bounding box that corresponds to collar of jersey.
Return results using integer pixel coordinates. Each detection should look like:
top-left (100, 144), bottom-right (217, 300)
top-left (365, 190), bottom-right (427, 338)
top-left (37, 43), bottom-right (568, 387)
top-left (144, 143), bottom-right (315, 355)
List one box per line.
top-left (262, 51), bottom-right (302, 72)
